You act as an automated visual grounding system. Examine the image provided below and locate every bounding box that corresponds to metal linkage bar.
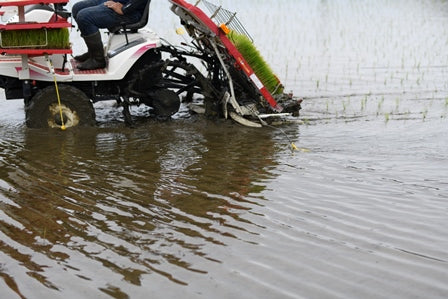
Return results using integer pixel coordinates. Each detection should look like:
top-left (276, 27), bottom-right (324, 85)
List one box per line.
top-left (200, 0), bottom-right (253, 42)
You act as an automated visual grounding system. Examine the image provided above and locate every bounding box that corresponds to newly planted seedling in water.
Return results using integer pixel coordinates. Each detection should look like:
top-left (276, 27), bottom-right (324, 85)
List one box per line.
top-left (395, 97), bottom-right (400, 112)
top-left (423, 108), bottom-right (428, 121)
top-left (360, 96), bottom-right (367, 111)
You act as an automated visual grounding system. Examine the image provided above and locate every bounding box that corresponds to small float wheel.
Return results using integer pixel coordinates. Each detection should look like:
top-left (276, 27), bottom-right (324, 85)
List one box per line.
top-left (152, 89), bottom-right (180, 119)
top-left (25, 85), bottom-right (96, 128)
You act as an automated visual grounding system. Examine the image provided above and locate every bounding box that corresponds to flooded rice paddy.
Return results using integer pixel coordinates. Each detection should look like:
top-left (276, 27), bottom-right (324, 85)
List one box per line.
top-left (1, 0), bottom-right (448, 298)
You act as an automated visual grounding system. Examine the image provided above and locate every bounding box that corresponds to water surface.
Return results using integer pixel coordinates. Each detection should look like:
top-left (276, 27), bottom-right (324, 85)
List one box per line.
top-left (1, 0), bottom-right (448, 298)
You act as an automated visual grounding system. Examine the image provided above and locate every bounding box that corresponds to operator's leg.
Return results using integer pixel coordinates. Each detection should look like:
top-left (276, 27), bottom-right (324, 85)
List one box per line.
top-left (72, 0), bottom-right (107, 62)
top-left (76, 4), bottom-right (141, 35)
top-left (75, 5), bottom-right (141, 69)
top-left (72, 0), bottom-right (106, 20)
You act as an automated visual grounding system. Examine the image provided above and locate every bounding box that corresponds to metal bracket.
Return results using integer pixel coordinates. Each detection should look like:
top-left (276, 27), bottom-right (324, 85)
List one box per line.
top-left (18, 55), bottom-right (30, 80)
top-left (209, 39), bottom-right (243, 115)
top-left (222, 91), bottom-right (230, 119)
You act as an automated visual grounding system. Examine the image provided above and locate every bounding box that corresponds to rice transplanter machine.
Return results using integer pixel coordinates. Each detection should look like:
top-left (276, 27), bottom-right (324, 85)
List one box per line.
top-left (0, 0), bottom-right (302, 128)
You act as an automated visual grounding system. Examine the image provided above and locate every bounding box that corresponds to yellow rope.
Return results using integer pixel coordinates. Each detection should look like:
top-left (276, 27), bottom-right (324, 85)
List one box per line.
top-left (50, 61), bottom-right (66, 130)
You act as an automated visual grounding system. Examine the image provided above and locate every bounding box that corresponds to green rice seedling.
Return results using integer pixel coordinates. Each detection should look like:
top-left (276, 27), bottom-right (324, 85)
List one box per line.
top-left (228, 30), bottom-right (283, 95)
top-left (360, 96), bottom-right (367, 111)
top-left (405, 110), bottom-right (411, 117)
top-left (395, 97), bottom-right (400, 112)
top-left (377, 96), bottom-right (384, 115)
top-left (1, 28), bottom-right (70, 49)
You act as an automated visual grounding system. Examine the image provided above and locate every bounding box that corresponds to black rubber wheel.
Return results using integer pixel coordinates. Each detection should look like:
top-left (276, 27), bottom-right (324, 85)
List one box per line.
top-left (25, 85), bottom-right (96, 128)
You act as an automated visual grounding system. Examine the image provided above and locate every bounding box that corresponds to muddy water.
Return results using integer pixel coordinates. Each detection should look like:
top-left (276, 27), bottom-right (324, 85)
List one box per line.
top-left (1, 0), bottom-right (448, 298)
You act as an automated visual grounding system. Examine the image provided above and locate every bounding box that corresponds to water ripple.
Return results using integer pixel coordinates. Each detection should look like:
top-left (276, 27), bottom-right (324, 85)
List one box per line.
top-left (1, 0), bottom-right (448, 298)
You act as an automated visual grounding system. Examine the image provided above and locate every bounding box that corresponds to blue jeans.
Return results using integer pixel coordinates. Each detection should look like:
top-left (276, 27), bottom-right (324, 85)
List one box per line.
top-left (72, 0), bottom-right (142, 36)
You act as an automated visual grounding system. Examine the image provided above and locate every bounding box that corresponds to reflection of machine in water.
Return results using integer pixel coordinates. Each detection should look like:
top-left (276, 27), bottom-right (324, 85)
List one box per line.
top-left (163, 123), bottom-right (282, 215)
top-left (0, 121), bottom-right (299, 295)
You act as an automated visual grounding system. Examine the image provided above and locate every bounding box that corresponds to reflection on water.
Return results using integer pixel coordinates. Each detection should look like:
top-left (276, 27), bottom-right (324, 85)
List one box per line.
top-left (1, 0), bottom-right (448, 298)
top-left (0, 121), bottom-right (294, 297)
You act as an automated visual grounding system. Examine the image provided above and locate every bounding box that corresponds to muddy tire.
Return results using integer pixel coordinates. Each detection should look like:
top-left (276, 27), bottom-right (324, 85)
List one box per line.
top-left (25, 85), bottom-right (96, 128)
